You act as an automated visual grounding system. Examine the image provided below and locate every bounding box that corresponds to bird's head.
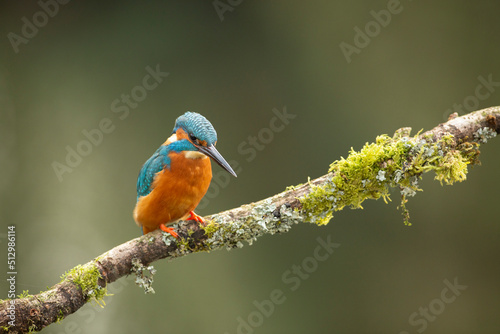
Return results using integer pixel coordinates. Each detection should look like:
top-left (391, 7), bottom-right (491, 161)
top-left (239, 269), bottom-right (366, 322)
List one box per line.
top-left (171, 112), bottom-right (237, 177)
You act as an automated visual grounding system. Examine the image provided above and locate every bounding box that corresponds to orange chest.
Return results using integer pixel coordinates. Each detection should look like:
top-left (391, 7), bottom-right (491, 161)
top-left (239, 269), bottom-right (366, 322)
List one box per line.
top-left (151, 152), bottom-right (212, 207)
top-left (134, 152), bottom-right (213, 231)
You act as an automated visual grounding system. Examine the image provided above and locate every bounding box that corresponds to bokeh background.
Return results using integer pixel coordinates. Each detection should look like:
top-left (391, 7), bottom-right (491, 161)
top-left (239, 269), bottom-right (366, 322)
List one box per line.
top-left (1, 1), bottom-right (499, 333)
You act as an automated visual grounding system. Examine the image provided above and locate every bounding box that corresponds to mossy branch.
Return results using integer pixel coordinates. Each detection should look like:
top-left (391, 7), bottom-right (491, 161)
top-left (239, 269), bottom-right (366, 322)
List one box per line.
top-left (1, 107), bottom-right (499, 333)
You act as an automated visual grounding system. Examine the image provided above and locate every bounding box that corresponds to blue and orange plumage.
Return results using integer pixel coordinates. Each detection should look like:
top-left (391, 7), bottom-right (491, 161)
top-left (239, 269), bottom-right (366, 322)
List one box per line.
top-left (134, 112), bottom-right (237, 237)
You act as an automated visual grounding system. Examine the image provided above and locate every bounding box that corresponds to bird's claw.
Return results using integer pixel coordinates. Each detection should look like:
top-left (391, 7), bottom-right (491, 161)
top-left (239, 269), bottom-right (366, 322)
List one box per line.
top-left (160, 224), bottom-right (179, 238)
top-left (187, 211), bottom-right (206, 225)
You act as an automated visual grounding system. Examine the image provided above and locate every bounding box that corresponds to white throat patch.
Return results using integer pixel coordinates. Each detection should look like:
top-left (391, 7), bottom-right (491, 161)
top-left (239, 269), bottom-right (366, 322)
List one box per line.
top-left (166, 133), bottom-right (178, 144)
top-left (183, 151), bottom-right (207, 159)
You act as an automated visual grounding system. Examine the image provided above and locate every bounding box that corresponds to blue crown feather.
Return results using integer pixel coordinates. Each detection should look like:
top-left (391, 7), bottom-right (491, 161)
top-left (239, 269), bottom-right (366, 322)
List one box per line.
top-left (174, 111), bottom-right (218, 145)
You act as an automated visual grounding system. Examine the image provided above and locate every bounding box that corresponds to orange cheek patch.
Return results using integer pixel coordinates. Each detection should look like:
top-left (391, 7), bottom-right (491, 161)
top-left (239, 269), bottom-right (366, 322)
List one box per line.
top-left (176, 128), bottom-right (189, 140)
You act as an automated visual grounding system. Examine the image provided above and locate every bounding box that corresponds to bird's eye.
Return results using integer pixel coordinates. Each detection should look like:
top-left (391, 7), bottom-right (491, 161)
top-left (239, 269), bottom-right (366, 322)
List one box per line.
top-left (189, 133), bottom-right (199, 144)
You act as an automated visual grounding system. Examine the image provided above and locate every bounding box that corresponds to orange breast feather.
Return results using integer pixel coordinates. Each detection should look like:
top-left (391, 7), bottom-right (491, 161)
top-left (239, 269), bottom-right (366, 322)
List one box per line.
top-left (134, 152), bottom-right (212, 234)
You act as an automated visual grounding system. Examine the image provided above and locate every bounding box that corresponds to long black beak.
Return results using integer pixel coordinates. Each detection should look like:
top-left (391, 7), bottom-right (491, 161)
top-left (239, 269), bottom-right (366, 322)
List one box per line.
top-left (198, 144), bottom-right (237, 177)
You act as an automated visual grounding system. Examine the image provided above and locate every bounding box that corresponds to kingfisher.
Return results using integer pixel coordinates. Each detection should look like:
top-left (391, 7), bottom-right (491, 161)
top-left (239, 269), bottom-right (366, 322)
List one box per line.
top-left (133, 112), bottom-right (237, 238)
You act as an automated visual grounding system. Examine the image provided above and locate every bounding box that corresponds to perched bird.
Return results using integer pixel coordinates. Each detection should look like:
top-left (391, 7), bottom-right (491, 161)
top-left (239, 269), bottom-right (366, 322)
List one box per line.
top-left (134, 112), bottom-right (237, 237)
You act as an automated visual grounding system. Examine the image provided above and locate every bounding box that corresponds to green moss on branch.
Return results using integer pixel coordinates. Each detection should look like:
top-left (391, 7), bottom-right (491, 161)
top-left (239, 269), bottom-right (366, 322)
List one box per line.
top-left (60, 262), bottom-right (107, 306)
top-left (300, 127), bottom-right (492, 226)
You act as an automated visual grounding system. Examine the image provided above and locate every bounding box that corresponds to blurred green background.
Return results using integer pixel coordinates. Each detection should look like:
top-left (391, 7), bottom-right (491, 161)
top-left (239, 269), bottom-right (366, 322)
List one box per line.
top-left (1, 1), bottom-right (499, 333)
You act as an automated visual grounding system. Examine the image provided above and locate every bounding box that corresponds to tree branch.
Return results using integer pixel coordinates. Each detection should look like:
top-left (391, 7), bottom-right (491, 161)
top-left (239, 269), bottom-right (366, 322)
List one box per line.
top-left (1, 107), bottom-right (499, 333)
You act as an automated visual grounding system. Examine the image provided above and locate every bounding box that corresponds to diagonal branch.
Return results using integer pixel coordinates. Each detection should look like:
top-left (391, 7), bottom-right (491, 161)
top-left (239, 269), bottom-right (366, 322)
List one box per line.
top-left (1, 107), bottom-right (499, 334)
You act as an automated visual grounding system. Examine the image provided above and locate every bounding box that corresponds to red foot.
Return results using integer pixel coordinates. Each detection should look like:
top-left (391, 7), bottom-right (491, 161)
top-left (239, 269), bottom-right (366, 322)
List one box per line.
top-left (160, 224), bottom-right (179, 238)
top-left (187, 211), bottom-right (206, 225)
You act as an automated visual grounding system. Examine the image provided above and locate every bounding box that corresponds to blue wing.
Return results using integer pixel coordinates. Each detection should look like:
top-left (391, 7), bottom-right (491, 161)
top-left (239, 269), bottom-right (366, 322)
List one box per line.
top-left (136, 145), bottom-right (171, 200)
